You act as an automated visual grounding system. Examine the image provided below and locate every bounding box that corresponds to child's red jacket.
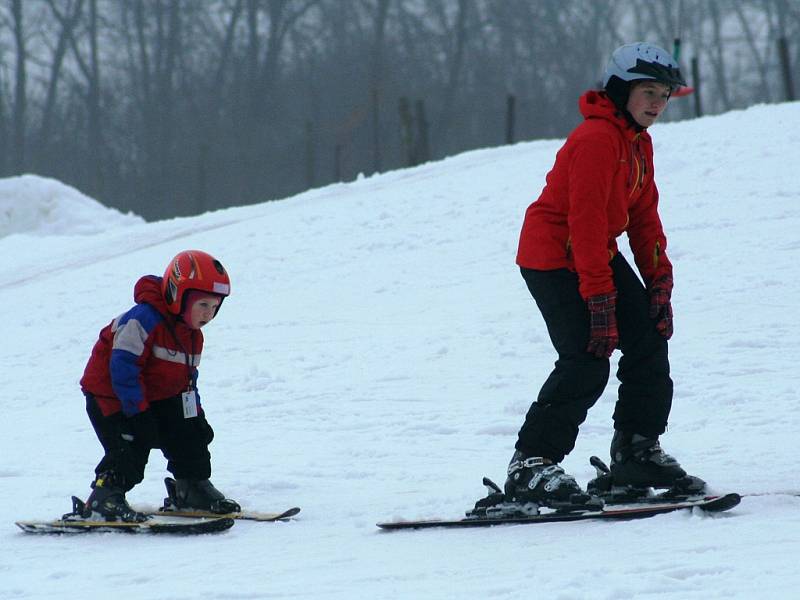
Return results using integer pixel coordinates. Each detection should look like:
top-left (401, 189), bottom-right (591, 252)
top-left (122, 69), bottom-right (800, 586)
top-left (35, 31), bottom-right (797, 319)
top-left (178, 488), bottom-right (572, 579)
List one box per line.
top-left (516, 90), bottom-right (672, 299)
top-left (80, 275), bottom-right (203, 417)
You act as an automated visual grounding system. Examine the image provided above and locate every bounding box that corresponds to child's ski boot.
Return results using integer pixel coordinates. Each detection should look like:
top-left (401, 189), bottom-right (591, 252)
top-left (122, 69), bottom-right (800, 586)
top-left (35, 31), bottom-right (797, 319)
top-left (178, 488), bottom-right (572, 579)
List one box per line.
top-left (163, 477), bottom-right (241, 514)
top-left (80, 472), bottom-right (148, 522)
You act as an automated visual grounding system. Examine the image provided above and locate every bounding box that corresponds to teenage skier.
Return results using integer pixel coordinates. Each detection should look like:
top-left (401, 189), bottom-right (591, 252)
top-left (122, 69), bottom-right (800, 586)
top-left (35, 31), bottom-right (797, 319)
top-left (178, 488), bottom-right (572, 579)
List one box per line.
top-left (507, 42), bottom-right (696, 505)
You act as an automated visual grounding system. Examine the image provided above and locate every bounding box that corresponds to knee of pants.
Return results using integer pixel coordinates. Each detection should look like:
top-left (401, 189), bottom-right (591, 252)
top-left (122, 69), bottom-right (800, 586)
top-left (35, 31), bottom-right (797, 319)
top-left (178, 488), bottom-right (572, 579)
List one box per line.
top-left (538, 356), bottom-right (610, 412)
top-left (620, 321), bottom-right (669, 359)
top-left (618, 337), bottom-right (670, 379)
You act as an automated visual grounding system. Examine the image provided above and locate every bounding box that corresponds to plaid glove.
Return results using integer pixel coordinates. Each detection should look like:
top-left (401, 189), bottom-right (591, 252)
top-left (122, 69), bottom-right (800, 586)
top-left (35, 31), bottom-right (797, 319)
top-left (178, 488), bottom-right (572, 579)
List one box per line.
top-left (648, 276), bottom-right (673, 340)
top-left (586, 291), bottom-right (618, 358)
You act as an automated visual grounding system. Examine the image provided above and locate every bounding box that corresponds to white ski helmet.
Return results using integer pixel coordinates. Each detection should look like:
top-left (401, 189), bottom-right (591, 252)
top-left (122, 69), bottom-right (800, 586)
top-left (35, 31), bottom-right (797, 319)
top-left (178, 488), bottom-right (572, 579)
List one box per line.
top-left (603, 42), bottom-right (686, 89)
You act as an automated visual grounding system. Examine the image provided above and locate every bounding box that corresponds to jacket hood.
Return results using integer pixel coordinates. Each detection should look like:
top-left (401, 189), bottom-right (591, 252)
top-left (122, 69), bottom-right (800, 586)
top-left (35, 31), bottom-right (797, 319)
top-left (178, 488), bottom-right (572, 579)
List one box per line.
top-left (134, 275), bottom-right (170, 317)
top-left (579, 90), bottom-right (646, 139)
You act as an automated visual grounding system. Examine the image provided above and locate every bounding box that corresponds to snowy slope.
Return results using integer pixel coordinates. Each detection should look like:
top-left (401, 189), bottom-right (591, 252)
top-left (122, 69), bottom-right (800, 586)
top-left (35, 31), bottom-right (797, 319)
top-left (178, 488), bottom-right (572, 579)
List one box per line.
top-left (1, 101), bottom-right (799, 600)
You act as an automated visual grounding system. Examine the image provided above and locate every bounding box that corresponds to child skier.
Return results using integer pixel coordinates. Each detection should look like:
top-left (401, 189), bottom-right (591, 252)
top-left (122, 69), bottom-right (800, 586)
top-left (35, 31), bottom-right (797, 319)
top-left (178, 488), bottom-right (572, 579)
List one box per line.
top-left (508, 43), bottom-right (696, 506)
top-left (79, 249), bottom-right (240, 521)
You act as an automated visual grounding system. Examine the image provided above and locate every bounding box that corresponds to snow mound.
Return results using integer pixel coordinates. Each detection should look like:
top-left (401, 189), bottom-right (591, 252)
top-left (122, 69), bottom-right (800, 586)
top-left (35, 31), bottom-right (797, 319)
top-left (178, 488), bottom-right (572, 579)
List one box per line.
top-left (0, 174), bottom-right (143, 238)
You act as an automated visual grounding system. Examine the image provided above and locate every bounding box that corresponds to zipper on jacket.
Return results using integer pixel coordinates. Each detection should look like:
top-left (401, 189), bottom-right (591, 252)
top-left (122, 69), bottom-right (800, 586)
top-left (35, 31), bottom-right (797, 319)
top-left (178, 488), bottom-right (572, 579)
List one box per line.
top-left (628, 134), bottom-right (646, 197)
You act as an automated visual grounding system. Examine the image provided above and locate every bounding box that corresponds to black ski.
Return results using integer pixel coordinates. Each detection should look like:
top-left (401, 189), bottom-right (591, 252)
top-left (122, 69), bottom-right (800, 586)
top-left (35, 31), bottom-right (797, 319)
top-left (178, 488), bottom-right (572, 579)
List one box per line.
top-left (377, 492), bottom-right (740, 530)
top-left (16, 514), bottom-right (234, 535)
top-left (17, 496), bottom-right (234, 535)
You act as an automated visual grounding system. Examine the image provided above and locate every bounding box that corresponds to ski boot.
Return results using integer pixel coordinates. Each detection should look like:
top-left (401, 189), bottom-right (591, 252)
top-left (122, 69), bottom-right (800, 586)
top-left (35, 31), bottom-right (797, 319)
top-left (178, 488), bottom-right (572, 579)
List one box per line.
top-left (588, 432), bottom-right (706, 503)
top-left (491, 451), bottom-right (601, 515)
top-left (79, 472), bottom-right (148, 522)
top-left (163, 477), bottom-right (241, 514)
top-left (468, 476), bottom-right (542, 519)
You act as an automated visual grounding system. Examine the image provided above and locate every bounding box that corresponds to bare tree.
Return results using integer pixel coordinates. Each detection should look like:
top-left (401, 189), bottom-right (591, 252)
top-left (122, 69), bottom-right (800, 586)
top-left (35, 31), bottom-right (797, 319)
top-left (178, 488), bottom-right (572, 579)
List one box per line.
top-left (0, 0), bottom-right (794, 219)
top-left (11, 0), bottom-right (26, 173)
top-left (39, 0), bottom-right (85, 172)
top-left (433, 0), bottom-right (469, 156)
top-left (0, 8), bottom-right (8, 175)
top-left (65, 0), bottom-right (106, 197)
top-left (707, 0), bottom-right (732, 111)
top-left (369, 0), bottom-right (390, 173)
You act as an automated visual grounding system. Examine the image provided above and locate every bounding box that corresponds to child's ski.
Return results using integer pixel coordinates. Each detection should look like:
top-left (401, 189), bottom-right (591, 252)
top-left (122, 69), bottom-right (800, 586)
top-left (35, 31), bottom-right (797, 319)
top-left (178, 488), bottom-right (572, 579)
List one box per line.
top-left (17, 513), bottom-right (233, 535)
top-left (150, 506), bottom-right (301, 522)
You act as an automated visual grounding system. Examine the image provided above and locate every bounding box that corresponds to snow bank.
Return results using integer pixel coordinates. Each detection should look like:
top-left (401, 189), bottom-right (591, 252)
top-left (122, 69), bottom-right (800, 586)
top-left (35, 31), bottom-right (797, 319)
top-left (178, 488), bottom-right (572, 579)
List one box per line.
top-left (0, 174), bottom-right (142, 238)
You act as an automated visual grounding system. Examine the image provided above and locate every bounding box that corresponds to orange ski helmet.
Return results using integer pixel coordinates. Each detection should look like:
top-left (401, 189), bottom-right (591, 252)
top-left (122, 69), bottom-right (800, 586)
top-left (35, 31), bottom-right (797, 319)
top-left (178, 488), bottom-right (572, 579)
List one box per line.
top-left (162, 250), bottom-right (231, 315)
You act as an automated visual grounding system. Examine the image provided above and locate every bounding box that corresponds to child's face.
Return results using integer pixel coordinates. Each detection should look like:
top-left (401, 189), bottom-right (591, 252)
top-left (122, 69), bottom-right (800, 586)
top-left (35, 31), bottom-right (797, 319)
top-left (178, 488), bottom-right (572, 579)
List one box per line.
top-left (187, 295), bottom-right (222, 329)
top-left (626, 81), bottom-right (671, 128)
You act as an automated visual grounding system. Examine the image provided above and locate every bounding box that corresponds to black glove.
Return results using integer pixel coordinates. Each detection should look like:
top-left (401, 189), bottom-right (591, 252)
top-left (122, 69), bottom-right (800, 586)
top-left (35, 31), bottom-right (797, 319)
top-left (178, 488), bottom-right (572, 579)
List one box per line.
top-left (121, 410), bottom-right (160, 449)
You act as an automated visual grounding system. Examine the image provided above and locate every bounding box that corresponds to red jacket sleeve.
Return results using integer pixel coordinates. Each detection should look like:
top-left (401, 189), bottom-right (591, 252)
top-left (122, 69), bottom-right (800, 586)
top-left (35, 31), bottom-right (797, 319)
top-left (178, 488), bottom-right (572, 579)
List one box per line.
top-left (627, 179), bottom-right (673, 287)
top-left (567, 135), bottom-right (618, 299)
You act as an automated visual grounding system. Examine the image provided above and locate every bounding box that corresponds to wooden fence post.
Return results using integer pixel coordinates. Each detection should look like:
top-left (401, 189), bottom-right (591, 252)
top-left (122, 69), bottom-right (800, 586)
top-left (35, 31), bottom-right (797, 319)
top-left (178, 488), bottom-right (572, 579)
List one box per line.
top-left (398, 96), bottom-right (415, 166)
top-left (505, 94), bottom-right (516, 144)
top-left (691, 57), bottom-right (703, 118)
top-left (305, 120), bottom-right (315, 188)
top-left (778, 36), bottom-right (795, 102)
top-left (371, 87), bottom-right (382, 174)
top-left (414, 99), bottom-right (429, 164)
top-left (334, 144), bottom-right (342, 181)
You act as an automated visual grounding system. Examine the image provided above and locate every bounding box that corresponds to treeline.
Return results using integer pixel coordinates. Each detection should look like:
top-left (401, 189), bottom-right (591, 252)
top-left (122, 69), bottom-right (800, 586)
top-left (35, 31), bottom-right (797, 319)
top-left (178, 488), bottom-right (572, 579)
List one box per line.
top-left (0, 0), bottom-right (797, 220)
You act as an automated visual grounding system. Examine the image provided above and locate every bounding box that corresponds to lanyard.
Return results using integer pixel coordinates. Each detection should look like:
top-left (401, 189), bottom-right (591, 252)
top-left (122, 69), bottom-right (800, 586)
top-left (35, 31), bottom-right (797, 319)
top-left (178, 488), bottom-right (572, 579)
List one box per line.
top-left (162, 316), bottom-right (197, 391)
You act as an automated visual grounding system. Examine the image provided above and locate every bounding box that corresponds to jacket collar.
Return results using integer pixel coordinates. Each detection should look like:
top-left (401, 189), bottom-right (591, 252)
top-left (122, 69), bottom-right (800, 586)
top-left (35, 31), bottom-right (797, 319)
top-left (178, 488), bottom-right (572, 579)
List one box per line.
top-left (579, 90), bottom-right (650, 143)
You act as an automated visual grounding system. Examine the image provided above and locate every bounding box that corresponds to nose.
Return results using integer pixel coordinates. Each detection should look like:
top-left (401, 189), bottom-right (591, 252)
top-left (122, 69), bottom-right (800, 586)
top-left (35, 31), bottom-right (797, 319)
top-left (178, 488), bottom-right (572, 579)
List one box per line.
top-left (651, 96), bottom-right (668, 108)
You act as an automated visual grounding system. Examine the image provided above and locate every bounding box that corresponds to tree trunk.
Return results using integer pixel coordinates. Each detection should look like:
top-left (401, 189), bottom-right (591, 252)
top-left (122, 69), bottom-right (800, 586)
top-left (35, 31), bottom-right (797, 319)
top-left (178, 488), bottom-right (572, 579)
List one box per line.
top-left (708, 0), bottom-right (732, 111)
top-left (370, 0), bottom-right (390, 174)
top-left (39, 0), bottom-right (85, 171)
top-left (437, 0), bottom-right (469, 156)
top-left (87, 0), bottom-right (104, 197)
top-left (12, 0), bottom-right (27, 173)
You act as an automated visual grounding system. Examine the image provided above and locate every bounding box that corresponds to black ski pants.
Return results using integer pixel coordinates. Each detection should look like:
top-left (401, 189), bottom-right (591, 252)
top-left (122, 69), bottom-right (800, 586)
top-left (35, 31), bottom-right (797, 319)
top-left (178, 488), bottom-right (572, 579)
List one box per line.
top-left (515, 253), bottom-right (673, 462)
top-left (86, 394), bottom-right (214, 491)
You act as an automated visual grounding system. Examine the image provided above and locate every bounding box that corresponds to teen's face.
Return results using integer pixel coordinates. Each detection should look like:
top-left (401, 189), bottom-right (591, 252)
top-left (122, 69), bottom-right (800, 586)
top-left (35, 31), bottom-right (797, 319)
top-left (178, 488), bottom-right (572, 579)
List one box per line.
top-left (188, 295), bottom-right (221, 329)
top-left (626, 81), bottom-right (671, 128)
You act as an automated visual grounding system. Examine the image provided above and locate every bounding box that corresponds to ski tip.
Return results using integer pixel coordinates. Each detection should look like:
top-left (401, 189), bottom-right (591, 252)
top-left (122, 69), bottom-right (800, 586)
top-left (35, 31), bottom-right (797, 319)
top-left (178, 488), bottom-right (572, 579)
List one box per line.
top-left (199, 517), bottom-right (236, 533)
top-left (275, 507), bottom-right (301, 520)
top-left (704, 492), bottom-right (741, 512)
top-left (376, 520), bottom-right (426, 531)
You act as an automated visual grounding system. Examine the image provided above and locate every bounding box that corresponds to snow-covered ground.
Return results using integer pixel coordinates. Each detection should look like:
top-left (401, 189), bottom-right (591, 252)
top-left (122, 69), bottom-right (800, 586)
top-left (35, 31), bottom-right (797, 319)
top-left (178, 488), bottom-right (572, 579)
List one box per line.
top-left (2, 100), bottom-right (799, 600)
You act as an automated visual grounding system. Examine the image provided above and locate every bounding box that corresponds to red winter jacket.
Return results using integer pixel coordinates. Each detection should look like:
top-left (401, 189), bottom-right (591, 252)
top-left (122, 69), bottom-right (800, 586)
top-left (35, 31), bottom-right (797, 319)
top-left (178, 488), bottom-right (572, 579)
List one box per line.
top-left (80, 275), bottom-right (203, 417)
top-left (516, 90), bottom-right (672, 299)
